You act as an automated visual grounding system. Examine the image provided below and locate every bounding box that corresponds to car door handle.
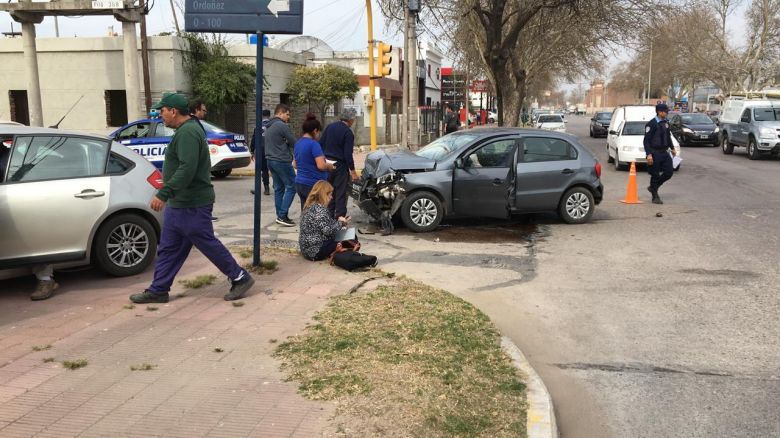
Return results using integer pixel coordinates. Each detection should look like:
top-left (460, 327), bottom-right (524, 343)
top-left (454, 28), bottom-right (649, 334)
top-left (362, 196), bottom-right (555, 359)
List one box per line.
top-left (492, 178), bottom-right (503, 185)
top-left (561, 169), bottom-right (575, 174)
top-left (74, 190), bottom-right (105, 199)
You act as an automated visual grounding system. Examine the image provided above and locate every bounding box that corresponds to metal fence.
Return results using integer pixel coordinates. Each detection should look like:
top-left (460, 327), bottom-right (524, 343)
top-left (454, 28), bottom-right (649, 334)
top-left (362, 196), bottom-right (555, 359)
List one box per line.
top-left (419, 105), bottom-right (443, 145)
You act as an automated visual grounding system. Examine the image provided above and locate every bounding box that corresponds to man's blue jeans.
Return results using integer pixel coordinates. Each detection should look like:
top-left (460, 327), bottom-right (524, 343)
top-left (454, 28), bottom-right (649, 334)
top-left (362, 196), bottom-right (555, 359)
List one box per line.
top-left (267, 160), bottom-right (296, 219)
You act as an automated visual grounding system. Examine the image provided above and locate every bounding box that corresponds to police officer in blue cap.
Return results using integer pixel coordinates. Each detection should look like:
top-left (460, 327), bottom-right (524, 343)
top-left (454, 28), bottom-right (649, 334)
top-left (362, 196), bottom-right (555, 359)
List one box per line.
top-left (643, 103), bottom-right (678, 204)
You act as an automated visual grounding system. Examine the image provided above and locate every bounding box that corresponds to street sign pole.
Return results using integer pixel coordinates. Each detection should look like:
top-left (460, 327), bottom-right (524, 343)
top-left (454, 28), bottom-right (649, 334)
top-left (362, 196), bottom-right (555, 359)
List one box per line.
top-left (253, 32), bottom-right (264, 267)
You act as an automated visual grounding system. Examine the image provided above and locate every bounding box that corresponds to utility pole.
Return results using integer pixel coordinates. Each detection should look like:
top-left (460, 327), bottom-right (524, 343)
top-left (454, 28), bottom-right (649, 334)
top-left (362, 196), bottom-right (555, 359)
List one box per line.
top-left (365, 0), bottom-right (378, 151)
top-left (169, 0), bottom-right (180, 35)
top-left (407, 3), bottom-right (419, 149)
top-left (646, 40), bottom-right (653, 104)
top-left (400, 4), bottom-right (409, 148)
top-left (139, 0), bottom-right (152, 113)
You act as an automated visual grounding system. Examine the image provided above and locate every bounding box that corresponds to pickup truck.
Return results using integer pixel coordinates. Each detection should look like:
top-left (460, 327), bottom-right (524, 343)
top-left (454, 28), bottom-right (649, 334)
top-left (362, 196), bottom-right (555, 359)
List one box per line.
top-left (719, 96), bottom-right (780, 160)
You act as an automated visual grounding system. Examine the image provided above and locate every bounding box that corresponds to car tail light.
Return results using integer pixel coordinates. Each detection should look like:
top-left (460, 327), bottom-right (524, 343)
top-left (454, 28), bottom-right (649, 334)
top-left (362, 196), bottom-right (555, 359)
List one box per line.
top-left (208, 138), bottom-right (230, 146)
top-left (595, 161), bottom-right (602, 178)
top-left (147, 170), bottom-right (164, 189)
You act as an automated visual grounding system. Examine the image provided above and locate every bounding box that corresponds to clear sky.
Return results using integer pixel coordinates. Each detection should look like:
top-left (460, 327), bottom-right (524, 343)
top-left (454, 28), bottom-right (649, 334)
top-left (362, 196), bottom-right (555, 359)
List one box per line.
top-left (1, 0), bottom-right (750, 91)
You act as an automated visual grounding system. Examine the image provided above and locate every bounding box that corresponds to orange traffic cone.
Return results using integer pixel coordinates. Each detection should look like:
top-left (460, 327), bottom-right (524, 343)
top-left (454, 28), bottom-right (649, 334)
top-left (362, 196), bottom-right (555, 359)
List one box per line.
top-left (620, 160), bottom-right (643, 204)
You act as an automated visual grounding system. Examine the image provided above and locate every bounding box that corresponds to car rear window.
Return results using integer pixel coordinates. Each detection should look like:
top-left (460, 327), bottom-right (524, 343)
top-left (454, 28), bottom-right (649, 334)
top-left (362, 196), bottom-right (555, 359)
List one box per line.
top-left (538, 115), bottom-right (563, 123)
top-left (200, 120), bottom-right (227, 133)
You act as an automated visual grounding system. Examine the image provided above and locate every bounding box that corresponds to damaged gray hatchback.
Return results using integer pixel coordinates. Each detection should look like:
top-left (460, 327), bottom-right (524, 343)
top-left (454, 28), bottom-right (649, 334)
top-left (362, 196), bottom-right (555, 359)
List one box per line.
top-left (351, 128), bottom-right (604, 233)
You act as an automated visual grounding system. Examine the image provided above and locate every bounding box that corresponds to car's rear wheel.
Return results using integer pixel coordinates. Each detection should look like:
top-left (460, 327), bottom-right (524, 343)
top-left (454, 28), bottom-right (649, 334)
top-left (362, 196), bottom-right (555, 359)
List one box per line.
top-left (211, 169), bottom-right (232, 179)
top-left (401, 191), bottom-right (443, 233)
top-left (558, 187), bottom-right (594, 224)
top-left (747, 137), bottom-right (761, 160)
top-left (93, 214), bottom-right (157, 277)
top-left (721, 134), bottom-right (734, 154)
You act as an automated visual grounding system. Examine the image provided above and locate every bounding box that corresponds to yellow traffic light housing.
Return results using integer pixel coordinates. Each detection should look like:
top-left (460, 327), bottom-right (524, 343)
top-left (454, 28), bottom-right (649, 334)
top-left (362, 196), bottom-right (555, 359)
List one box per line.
top-left (377, 42), bottom-right (393, 77)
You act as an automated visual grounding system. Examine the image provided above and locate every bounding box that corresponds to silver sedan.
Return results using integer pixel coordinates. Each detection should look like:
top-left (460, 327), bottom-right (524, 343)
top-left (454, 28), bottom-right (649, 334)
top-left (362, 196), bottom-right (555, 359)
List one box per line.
top-left (0, 126), bottom-right (162, 280)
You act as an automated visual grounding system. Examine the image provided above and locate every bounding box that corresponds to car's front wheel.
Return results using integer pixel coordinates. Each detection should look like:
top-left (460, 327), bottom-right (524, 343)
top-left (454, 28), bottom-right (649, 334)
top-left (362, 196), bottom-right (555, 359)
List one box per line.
top-left (747, 137), bottom-right (761, 160)
top-left (558, 187), bottom-right (595, 224)
top-left (93, 214), bottom-right (157, 277)
top-left (401, 191), bottom-right (443, 233)
top-left (721, 133), bottom-right (734, 154)
top-left (211, 169), bottom-right (232, 179)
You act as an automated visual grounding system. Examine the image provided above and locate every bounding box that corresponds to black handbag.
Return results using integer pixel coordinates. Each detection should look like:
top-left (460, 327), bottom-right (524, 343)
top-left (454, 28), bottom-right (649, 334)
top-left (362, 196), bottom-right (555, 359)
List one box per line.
top-left (331, 250), bottom-right (378, 271)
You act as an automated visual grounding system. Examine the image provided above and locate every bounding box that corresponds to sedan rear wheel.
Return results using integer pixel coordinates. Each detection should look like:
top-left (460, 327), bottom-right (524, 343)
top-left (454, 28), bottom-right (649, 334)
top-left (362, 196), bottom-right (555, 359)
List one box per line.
top-left (211, 169), bottom-right (232, 179)
top-left (401, 191), bottom-right (443, 233)
top-left (94, 214), bottom-right (157, 277)
top-left (559, 187), bottom-right (594, 224)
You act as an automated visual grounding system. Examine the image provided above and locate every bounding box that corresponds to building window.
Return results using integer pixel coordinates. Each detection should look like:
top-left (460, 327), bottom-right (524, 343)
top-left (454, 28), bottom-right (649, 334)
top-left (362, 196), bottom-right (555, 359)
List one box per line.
top-left (9, 90), bottom-right (30, 126)
top-left (105, 90), bottom-right (128, 127)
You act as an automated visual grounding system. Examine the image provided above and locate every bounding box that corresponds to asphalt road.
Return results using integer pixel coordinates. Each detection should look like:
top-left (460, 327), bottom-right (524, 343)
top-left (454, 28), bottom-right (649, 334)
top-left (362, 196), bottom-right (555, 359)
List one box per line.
top-left (207, 117), bottom-right (779, 438)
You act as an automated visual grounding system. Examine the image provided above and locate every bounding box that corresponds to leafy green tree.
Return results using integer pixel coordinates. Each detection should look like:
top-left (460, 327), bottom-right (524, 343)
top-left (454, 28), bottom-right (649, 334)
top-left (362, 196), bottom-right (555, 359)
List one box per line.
top-left (286, 65), bottom-right (360, 116)
top-left (181, 33), bottom-right (256, 116)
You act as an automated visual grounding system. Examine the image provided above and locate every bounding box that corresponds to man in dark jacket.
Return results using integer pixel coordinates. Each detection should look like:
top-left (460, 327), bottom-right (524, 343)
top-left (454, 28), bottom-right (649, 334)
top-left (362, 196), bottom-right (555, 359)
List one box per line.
top-left (264, 104), bottom-right (298, 226)
top-left (249, 109), bottom-right (271, 196)
top-left (643, 103), bottom-right (678, 204)
top-left (320, 108), bottom-right (358, 219)
top-left (444, 104), bottom-right (459, 134)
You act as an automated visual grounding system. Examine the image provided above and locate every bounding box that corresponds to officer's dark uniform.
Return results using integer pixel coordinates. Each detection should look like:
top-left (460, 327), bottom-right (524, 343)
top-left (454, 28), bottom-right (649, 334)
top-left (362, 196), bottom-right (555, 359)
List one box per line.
top-left (643, 104), bottom-right (677, 203)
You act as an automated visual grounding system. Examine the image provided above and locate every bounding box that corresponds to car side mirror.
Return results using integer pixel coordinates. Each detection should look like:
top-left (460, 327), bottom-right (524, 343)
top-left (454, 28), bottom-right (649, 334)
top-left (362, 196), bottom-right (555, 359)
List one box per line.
top-left (609, 130), bottom-right (618, 136)
top-left (454, 158), bottom-right (463, 168)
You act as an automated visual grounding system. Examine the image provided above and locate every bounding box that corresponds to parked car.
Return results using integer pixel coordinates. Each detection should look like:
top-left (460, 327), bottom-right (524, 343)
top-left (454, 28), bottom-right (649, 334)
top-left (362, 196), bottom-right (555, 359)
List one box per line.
top-left (0, 125), bottom-right (163, 281)
top-left (351, 128), bottom-right (603, 233)
top-left (488, 110), bottom-right (497, 123)
top-left (607, 105), bottom-right (682, 171)
top-left (669, 112), bottom-right (719, 147)
top-left (589, 111), bottom-right (613, 137)
top-left (0, 120), bottom-right (22, 126)
top-left (719, 94), bottom-right (780, 159)
top-left (110, 117), bottom-right (251, 178)
top-left (536, 114), bottom-right (567, 133)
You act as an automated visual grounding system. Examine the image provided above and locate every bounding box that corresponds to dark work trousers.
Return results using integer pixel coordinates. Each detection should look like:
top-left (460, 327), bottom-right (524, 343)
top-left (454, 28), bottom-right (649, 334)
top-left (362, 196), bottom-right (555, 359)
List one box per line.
top-left (306, 239), bottom-right (338, 261)
top-left (148, 205), bottom-right (245, 294)
top-left (296, 183), bottom-right (313, 211)
top-left (648, 151), bottom-right (674, 192)
top-left (328, 164), bottom-right (350, 219)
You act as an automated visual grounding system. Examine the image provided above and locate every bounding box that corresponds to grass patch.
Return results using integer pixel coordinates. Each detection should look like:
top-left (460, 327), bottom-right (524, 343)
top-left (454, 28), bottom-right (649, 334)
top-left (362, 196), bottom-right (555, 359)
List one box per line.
top-left (130, 363), bottom-right (157, 371)
top-left (244, 260), bottom-right (278, 275)
top-left (42, 357), bottom-right (55, 363)
top-left (32, 345), bottom-right (51, 352)
top-left (146, 306), bottom-right (158, 312)
top-left (239, 248), bottom-right (254, 259)
top-left (274, 278), bottom-right (526, 437)
top-left (123, 304), bottom-right (135, 310)
top-left (62, 359), bottom-right (88, 370)
top-left (179, 274), bottom-right (217, 289)
top-left (231, 301), bottom-right (245, 307)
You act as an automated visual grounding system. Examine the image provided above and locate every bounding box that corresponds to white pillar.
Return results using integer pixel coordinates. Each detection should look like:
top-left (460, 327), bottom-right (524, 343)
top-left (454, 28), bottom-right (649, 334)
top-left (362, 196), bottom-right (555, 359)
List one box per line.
top-left (21, 21), bottom-right (43, 127)
top-left (122, 21), bottom-right (143, 121)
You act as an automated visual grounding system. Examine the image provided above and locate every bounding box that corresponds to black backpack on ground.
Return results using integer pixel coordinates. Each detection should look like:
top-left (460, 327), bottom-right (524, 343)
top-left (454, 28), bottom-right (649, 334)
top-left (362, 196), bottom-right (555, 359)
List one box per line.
top-left (331, 250), bottom-right (378, 271)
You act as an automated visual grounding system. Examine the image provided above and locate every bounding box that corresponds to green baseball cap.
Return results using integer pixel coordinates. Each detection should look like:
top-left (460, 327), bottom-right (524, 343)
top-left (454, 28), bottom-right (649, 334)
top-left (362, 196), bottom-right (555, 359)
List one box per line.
top-left (152, 92), bottom-right (189, 112)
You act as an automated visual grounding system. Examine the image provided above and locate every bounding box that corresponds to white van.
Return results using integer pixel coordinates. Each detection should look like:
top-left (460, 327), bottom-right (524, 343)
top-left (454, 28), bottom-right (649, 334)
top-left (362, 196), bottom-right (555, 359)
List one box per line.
top-left (606, 105), bottom-right (681, 170)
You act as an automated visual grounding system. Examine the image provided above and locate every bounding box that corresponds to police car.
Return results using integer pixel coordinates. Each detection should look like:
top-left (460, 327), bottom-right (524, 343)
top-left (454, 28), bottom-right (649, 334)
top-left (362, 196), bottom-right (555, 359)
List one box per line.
top-left (110, 116), bottom-right (251, 178)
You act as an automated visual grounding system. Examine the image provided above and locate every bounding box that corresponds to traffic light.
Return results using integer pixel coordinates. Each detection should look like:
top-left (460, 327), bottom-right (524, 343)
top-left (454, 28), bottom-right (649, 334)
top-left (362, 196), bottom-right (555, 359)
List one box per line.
top-left (377, 42), bottom-right (393, 77)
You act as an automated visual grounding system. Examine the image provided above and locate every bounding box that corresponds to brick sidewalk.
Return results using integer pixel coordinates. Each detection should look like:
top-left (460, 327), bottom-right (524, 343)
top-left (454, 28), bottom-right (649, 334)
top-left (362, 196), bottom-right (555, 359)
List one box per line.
top-left (0, 250), bottom-right (365, 437)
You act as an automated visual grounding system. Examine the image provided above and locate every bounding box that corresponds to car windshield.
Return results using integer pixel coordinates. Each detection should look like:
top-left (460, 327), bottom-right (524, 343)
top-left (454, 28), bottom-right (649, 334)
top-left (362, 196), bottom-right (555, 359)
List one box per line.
top-left (415, 134), bottom-right (479, 160)
top-left (596, 112), bottom-right (612, 121)
top-left (753, 108), bottom-right (780, 121)
top-left (200, 120), bottom-right (227, 133)
top-left (681, 114), bottom-right (714, 124)
top-left (538, 115), bottom-right (563, 123)
top-left (622, 122), bottom-right (647, 136)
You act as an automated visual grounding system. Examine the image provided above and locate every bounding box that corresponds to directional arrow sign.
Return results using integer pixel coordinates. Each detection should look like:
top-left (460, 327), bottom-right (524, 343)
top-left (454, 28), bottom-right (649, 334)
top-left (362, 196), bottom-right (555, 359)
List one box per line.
top-left (185, 0), bottom-right (303, 34)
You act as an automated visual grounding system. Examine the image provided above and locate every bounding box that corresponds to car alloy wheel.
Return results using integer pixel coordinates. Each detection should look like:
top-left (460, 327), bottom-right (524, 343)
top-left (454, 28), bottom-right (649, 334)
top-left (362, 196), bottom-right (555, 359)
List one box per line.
top-left (94, 214), bottom-right (157, 277)
top-left (747, 137), bottom-right (760, 160)
top-left (401, 191), bottom-right (443, 233)
top-left (721, 134), bottom-right (734, 154)
top-left (410, 198), bottom-right (437, 227)
top-left (559, 187), bottom-right (595, 224)
top-left (107, 223), bottom-right (150, 268)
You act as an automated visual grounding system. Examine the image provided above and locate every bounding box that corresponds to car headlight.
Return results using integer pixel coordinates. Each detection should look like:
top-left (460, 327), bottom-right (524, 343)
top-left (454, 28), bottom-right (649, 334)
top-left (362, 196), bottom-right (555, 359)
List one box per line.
top-left (760, 127), bottom-right (776, 138)
top-left (713, 127), bottom-right (720, 133)
top-left (682, 127), bottom-right (693, 134)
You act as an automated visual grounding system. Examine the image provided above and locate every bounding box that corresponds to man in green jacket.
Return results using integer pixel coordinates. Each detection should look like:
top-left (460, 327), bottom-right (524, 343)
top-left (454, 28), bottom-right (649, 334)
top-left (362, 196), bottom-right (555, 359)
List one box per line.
top-left (130, 93), bottom-right (254, 304)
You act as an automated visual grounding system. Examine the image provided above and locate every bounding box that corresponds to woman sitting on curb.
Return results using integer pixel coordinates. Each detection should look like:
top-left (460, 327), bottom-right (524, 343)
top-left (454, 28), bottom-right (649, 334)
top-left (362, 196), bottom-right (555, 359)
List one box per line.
top-left (299, 180), bottom-right (350, 261)
top-left (293, 113), bottom-right (334, 210)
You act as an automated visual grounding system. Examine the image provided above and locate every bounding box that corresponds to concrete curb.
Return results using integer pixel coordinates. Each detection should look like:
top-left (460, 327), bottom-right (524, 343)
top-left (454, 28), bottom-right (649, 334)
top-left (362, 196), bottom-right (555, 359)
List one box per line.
top-left (501, 336), bottom-right (558, 438)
